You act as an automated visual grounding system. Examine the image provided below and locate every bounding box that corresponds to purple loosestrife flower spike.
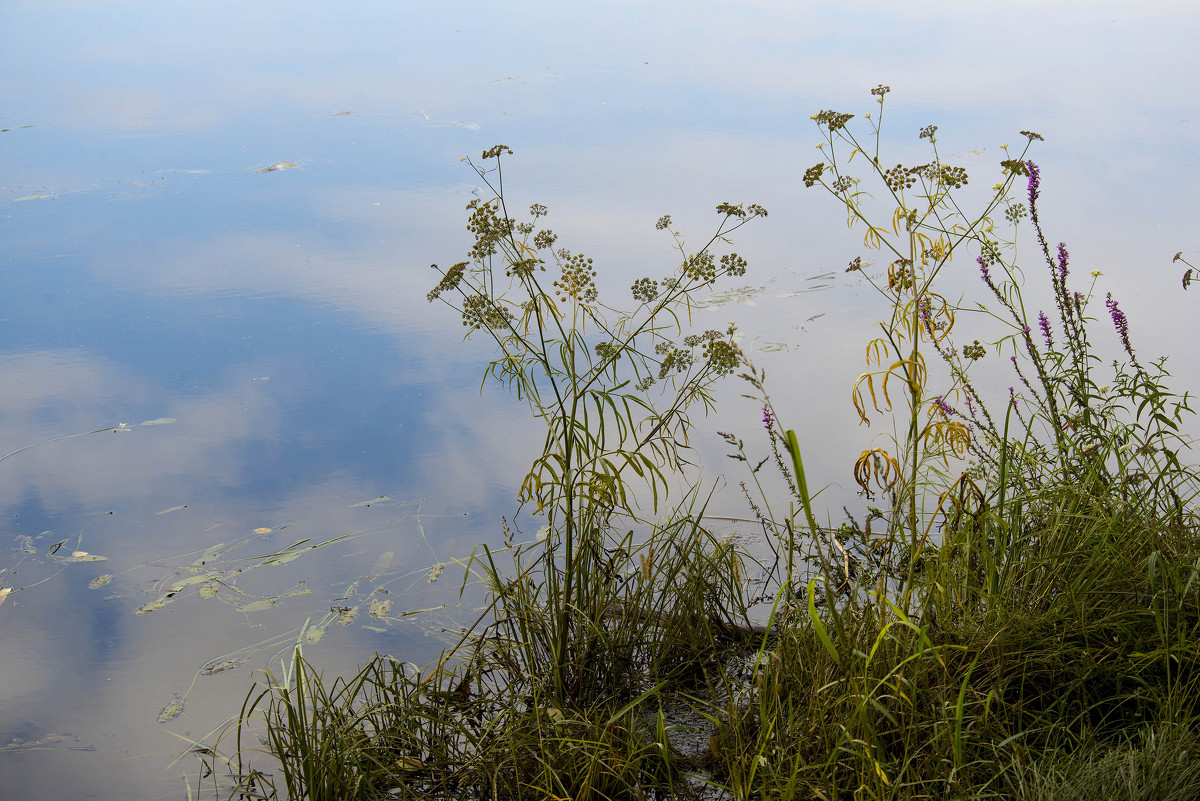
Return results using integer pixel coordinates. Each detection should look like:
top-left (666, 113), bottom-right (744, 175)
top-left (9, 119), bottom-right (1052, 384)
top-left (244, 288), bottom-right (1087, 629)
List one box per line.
top-left (762, 405), bottom-right (774, 431)
top-left (978, 256), bottom-right (992, 283)
top-left (1027, 161), bottom-right (1041, 208)
top-left (1105, 292), bottom-right (1140, 367)
top-left (1057, 242), bottom-right (1069, 280)
top-left (1038, 311), bottom-right (1053, 347)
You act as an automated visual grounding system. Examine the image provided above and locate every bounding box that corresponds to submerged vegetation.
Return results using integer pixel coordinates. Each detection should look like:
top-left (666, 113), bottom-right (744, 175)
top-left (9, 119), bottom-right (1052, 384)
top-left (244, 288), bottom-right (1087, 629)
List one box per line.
top-left (208, 89), bottom-right (1200, 800)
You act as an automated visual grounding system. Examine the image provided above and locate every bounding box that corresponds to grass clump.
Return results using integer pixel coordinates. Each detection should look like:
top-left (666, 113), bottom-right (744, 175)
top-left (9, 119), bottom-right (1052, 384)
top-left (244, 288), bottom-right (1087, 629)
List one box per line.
top-left (206, 90), bottom-right (1200, 801)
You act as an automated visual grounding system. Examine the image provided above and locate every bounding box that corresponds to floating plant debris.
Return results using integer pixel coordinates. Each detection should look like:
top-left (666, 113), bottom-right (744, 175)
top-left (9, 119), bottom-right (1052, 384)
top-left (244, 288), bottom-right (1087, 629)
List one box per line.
top-left (157, 695), bottom-right (185, 723)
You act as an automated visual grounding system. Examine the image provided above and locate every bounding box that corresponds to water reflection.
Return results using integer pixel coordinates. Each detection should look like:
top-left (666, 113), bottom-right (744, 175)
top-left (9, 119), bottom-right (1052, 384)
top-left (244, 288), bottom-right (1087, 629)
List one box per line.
top-left (3, 0), bottom-right (1199, 797)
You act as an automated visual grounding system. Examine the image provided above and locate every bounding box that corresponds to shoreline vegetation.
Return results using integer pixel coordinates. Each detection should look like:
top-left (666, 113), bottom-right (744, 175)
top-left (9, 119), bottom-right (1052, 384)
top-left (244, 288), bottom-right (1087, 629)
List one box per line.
top-left (207, 89), bottom-right (1200, 800)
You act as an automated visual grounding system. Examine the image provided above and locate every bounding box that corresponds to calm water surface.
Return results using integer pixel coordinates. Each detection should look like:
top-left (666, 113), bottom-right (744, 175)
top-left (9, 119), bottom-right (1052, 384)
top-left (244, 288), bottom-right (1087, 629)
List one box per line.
top-left (3, 2), bottom-right (1199, 797)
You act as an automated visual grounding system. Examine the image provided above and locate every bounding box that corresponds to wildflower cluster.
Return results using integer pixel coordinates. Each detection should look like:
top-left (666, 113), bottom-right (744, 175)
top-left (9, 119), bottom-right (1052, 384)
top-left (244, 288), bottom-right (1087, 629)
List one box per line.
top-left (927, 163), bottom-right (968, 189)
top-left (962, 340), bottom-right (986, 361)
top-left (554, 250), bottom-right (598, 303)
top-left (883, 163), bottom-right (918, 192)
top-left (427, 261), bottom-right (467, 302)
top-left (682, 252), bottom-right (717, 284)
top-left (701, 338), bottom-right (738, 377)
top-left (655, 341), bottom-right (693, 379)
top-left (1000, 158), bottom-right (1029, 178)
top-left (466, 198), bottom-right (514, 260)
top-left (481, 144), bottom-right (513, 159)
top-left (631, 277), bottom-right (659, 303)
top-left (1004, 203), bottom-right (1026, 224)
top-left (919, 124), bottom-right (938, 140)
top-left (811, 109), bottom-right (854, 131)
top-left (461, 293), bottom-right (513, 331)
top-left (803, 163), bottom-right (825, 188)
top-left (720, 252), bottom-right (749, 277)
top-left (715, 202), bottom-right (768, 219)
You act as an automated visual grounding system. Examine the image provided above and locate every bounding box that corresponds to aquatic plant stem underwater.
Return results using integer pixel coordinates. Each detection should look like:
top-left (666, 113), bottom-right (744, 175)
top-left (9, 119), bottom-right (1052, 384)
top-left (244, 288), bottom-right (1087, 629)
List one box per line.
top-left (211, 90), bottom-right (1200, 801)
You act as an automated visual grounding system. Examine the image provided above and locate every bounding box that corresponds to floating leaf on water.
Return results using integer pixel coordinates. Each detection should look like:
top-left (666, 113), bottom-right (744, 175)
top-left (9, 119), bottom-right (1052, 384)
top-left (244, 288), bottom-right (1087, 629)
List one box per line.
top-left (157, 695), bottom-right (184, 723)
top-left (330, 110), bottom-right (354, 116)
top-left (807, 312), bottom-right (827, 321)
top-left (169, 574), bottom-right (215, 592)
top-left (249, 376), bottom-right (270, 381)
top-left (139, 417), bottom-right (177, 426)
top-left (201, 658), bottom-right (243, 675)
top-left (134, 593), bottom-right (177, 615)
top-left (192, 545), bottom-right (225, 566)
top-left (253, 528), bottom-right (273, 535)
top-left (262, 547), bottom-right (313, 566)
top-left (758, 343), bottom-right (788, 353)
top-left (237, 597), bottom-right (279, 613)
top-left (157, 505), bottom-right (188, 515)
top-left (0, 588), bottom-right (10, 607)
top-left (198, 582), bottom-right (219, 599)
top-left (334, 606), bottom-right (358, 625)
top-left (303, 626), bottom-right (327, 644)
top-left (362, 625), bottom-right (387, 633)
top-left (88, 575), bottom-right (113, 589)
top-left (368, 598), bottom-right (392, 620)
top-left (372, 551), bottom-right (394, 575)
top-left (426, 563), bottom-right (444, 583)
top-left (14, 194), bottom-right (49, 201)
top-left (351, 496), bottom-right (390, 508)
top-left (254, 162), bottom-right (299, 173)
top-left (65, 550), bottom-right (108, 562)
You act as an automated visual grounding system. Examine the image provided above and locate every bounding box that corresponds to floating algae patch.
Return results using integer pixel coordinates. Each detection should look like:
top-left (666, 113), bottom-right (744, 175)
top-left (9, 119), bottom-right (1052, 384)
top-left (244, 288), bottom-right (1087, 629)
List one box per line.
top-left (368, 597), bottom-right (392, 620)
top-left (134, 593), bottom-right (177, 615)
top-left (351, 495), bottom-right (391, 508)
top-left (62, 550), bottom-right (108, 562)
top-left (200, 658), bottom-right (244, 675)
top-left (371, 550), bottom-right (395, 575)
top-left (334, 606), bottom-right (358, 625)
top-left (237, 597), bottom-right (280, 613)
top-left (198, 582), bottom-right (219, 599)
top-left (157, 695), bottom-right (184, 723)
top-left (88, 574), bottom-right (113, 589)
top-left (303, 626), bottom-right (327, 644)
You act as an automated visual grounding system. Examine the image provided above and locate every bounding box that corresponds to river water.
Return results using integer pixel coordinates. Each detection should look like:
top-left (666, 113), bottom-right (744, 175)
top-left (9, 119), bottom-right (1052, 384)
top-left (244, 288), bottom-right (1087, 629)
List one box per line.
top-left (2, 1), bottom-right (1198, 797)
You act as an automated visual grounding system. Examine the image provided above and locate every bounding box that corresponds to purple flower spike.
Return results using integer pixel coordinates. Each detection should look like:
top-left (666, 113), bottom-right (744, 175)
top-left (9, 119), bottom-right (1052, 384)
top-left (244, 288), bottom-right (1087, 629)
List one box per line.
top-left (1038, 311), bottom-right (1053, 347)
top-left (1027, 161), bottom-right (1041, 208)
top-left (1056, 242), bottom-right (1070, 279)
top-left (1105, 293), bottom-right (1138, 366)
top-left (762, 404), bottom-right (774, 431)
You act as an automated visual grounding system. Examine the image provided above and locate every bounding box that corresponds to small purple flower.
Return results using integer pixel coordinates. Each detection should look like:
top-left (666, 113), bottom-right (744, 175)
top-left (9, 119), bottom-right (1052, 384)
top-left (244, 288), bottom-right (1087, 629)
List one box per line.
top-left (1038, 311), bottom-right (1053, 347)
top-left (1105, 292), bottom-right (1139, 366)
top-left (932, 396), bottom-right (954, 418)
top-left (1027, 161), bottom-right (1041, 208)
top-left (978, 256), bottom-right (994, 287)
top-left (762, 404), bottom-right (774, 431)
top-left (1056, 242), bottom-right (1069, 280)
